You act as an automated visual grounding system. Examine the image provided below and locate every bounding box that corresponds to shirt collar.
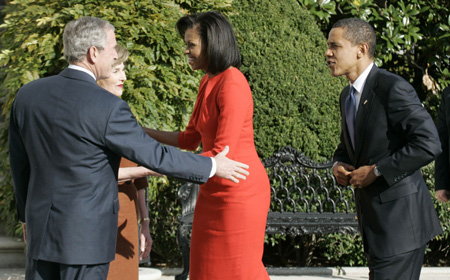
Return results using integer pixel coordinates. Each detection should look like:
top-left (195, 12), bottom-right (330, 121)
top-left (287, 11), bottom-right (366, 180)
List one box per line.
top-left (350, 62), bottom-right (374, 94)
top-left (68, 64), bottom-right (96, 81)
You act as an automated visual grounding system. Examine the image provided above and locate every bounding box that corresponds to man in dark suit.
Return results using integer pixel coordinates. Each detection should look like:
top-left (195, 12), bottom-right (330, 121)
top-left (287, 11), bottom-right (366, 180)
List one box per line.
top-left (9, 16), bottom-right (249, 280)
top-left (435, 87), bottom-right (450, 203)
top-left (326, 18), bottom-right (442, 279)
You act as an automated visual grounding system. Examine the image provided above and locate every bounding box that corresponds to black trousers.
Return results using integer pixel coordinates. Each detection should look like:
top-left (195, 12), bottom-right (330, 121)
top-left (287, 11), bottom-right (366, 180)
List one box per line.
top-left (366, 244), bottom-right (426, 280)
top-left (26, 257), bottom-right (110, 280)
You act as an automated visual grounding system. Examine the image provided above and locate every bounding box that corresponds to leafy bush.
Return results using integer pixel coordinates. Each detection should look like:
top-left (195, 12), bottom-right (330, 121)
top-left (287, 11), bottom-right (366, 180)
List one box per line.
top-left (230, 0), bottom-right (346, 161)
top-left (0, 0), bottom-right (349, 266)
top-left (422, 163), bottom-right (450, 266)
top-left (3, 0), bottom-right (447, 269)
top-left (0, 0), bottom-right (241, 266)
top-left (297, 0), bottom-right (450, 118)
top-left (0, 0), bottom-right (210, 264)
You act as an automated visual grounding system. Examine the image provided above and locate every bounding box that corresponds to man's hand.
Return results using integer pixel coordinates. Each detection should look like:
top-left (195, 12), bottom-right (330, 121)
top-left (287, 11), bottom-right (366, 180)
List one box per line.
top-left (139, 220), bottom-right (152, 260)
top-left (333, 162), bottom-right (355, 186)
top-left (436, 189), bottom-right (450, 203)
top-left (349, 165), bottom-right (377, 188)
top-left (214, 146), bottom-right (249, 183)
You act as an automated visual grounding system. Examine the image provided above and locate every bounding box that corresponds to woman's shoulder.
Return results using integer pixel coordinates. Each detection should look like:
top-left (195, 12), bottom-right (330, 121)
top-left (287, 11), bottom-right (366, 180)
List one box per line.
top-left (222, 67), bottom-right (244, 77)
top-left (216, 67), bottom-right (247, 84)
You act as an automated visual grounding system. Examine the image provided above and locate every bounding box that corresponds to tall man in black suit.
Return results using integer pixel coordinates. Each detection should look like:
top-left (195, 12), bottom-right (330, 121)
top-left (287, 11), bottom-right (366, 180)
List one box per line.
top-left (9, 16), bottom-right (249, 280)
top-left (435, 87), bottom-right (450, 203)
top-left (326, 18), bottom-right (442, 279)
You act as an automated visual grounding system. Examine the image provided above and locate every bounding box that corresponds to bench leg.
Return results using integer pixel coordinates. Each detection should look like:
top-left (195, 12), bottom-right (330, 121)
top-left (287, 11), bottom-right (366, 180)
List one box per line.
top-left (175, 224), bottom-right (191, 280)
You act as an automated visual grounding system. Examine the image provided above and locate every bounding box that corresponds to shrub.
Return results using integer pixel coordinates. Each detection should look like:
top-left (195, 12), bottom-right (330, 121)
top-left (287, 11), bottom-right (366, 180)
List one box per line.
top-left (229, 0), bottom-right (359, 267)
top-left (297, 0), bottom-right (450, 119)
top-left (230, 0), bottom-right (346, 162)
top-left (0, 0), bottom-right (348, 266)
top-left (0, 0), bottom-right (211, 264)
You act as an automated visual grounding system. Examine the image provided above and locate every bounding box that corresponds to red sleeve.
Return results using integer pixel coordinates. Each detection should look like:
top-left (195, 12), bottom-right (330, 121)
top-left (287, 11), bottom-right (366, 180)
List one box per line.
top-left (201, 70), bottom-right (252, 158)
top-left (178, 76), bottom-right (206, 151)
top-left (178, 116), bottom-right (202, 151)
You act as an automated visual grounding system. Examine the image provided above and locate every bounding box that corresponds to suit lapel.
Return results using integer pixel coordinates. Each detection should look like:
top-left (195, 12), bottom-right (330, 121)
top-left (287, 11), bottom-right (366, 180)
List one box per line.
top-left (353, 66), bottom-right (380, 160)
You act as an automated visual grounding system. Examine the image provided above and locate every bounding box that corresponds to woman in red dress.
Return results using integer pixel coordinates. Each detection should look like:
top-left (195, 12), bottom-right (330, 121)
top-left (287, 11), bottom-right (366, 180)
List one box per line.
top-left (145, 11), bottom-right (270, 279)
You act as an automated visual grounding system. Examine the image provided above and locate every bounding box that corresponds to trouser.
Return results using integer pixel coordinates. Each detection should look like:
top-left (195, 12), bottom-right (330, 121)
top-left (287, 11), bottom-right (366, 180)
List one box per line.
top-left (366, 244), bottom-right (426, 280)
top-left (26, 256), bottom-right (110, 280)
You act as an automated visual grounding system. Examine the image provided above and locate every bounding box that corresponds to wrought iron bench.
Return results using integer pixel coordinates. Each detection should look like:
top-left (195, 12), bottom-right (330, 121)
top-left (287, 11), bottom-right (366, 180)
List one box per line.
top-left (175, 146), bottom-right (359, 280)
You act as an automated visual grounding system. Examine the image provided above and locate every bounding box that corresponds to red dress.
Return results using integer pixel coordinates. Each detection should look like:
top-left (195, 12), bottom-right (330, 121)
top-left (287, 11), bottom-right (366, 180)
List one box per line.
top-left (178, 67), bottom-right (271, 279)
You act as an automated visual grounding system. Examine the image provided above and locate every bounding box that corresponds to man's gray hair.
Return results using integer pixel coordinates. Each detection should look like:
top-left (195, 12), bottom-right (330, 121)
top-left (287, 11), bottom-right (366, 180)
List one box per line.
top-left (63, 17), bottom-right (115, 64)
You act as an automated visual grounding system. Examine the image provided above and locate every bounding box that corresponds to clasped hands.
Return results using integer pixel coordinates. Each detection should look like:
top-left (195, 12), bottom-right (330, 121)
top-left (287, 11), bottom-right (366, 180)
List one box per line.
top-left (333, 162), bottom-right (377, 188)
top-left (436, 190), bottom-right (450, 203)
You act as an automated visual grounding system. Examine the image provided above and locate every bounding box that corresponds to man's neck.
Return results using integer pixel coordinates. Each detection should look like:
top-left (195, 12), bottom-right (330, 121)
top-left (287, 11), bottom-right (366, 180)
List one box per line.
top-left (68, 64), bottom-right (97, 81)
top-left (348, 59), bottom-right (373, 84)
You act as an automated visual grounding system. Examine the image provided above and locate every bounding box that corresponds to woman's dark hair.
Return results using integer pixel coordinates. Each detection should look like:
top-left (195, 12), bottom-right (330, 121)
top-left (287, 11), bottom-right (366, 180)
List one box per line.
top-left (176, 11), bottom-right (241, 75)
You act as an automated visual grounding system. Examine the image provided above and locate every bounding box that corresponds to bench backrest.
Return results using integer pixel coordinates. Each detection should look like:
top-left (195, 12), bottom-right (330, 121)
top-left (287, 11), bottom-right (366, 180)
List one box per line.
top-left (178, 146), bottom-right (359, 235)
top-left (263, 146), bottom-right (355, 214)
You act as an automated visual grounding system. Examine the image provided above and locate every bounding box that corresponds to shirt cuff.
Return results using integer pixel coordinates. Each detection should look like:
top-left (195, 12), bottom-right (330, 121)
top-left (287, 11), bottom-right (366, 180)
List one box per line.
top-left (209, 158), bottom-right (216, 178)
top-left (332, 161), bottom-right (340, 170)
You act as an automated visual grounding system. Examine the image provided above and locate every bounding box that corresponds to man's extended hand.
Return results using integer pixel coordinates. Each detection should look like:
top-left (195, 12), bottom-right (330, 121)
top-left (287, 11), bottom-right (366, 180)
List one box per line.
top-left (214, 146), bottom-right (249, 183)
top-left (333, 162), bottom-right (355, 186)
top-left (349, 165), bottom-right (377, 188)
top-left (436, 189), bottom-right (450, 203)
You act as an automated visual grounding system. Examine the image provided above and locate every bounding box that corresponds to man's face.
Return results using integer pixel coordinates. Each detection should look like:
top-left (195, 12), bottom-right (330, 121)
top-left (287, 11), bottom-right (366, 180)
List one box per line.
top-left (325, 27), bottom-right (360, 82)
top-left (96, 28), bottom-right (118, 80)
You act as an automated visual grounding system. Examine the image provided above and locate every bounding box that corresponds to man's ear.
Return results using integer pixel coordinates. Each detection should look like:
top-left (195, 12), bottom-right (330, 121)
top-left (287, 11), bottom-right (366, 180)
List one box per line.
top-left (358, 43), bottom-right (370, 58)
top-left (86, 46), bottom-right (98, 64)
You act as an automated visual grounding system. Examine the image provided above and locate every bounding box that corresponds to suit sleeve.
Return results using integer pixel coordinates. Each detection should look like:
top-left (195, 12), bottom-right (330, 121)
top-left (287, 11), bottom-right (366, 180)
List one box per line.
top-left (9, 101), bottom-right (29, 222)
top-left (104, 100), bottom-right (212, 184)
top-left (377, 79), bottom-right (441, 185)
top-left (435, 87), bottom-right (450, 191)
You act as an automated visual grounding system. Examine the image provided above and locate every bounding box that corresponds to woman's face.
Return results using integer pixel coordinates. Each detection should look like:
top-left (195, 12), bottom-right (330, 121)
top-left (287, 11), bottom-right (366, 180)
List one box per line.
top-left (97, 62), bottom-right (126, 97)
top-left (184, 26), bottom-right (208, 73)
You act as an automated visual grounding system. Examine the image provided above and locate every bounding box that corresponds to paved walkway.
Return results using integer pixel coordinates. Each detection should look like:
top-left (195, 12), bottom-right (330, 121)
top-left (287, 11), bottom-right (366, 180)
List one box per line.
top-left (155, 267), bottom-right (450, 280)
top-left (2, 222), bottom-right (449, 280)
top-left (1, 266), bottom-right (450, 280)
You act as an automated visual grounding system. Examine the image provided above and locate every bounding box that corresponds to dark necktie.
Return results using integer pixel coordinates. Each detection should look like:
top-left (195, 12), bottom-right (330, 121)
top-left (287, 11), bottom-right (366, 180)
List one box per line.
top-left (345, 86), bottom-right (356, 149)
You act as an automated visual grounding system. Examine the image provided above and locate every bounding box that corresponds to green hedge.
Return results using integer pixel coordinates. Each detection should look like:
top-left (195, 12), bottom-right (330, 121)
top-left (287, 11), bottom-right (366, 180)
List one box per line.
top-left (297, 0), bottom-right (450, 119)
top-left (1, 0), bottom-right (449, 267)
top-left (0, 0), bottom-right (237, 266)
top-left (230, 0), bottom-right (346, 161)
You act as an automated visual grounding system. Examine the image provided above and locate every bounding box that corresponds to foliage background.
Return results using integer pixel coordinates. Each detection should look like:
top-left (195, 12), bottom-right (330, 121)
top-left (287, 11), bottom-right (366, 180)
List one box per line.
top-left (298, 0), bottom-right (450, 118)
top-left (0, 0), bottom-right (205, 263)
top-left (230, 0), bottom-right (345, 161)
top-left (1, 0), bottom-right (449, 267)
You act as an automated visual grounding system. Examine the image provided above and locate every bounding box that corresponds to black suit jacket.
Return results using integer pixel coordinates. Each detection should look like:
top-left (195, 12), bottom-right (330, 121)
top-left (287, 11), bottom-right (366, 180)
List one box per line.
top-left (435, 87), bottom-right (450, 191)
top-left (9, 68), bottom-right (212, 265)
top-left (334, 65), bottom-right (442, 258)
